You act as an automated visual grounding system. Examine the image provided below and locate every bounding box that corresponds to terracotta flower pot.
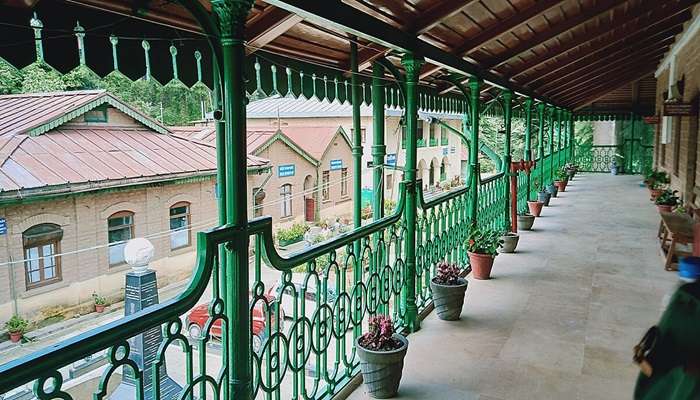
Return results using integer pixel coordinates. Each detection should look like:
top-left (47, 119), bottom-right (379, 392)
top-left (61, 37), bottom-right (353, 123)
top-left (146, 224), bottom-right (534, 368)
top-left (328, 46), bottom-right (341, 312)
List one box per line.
top-left (656, 204), bottom-right (673, 213)
top-left (554, 180), bottom-right (566, 192)
top-left (468, 251), bottom-right (495, 280)
top-left (527, 201), bottom-right (543, 217)
top-left (650, 189), bottom-right (663, 201)
top-left (95, 304), bottom-right (105, 313)
top-left (9, 331), bottom-right (22, 343)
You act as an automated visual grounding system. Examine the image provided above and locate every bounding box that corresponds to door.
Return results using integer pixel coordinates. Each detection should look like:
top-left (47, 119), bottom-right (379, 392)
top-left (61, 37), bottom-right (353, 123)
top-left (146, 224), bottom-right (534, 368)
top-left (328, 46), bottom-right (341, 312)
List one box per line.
top-left (305, 198), bottom-right (315, 222)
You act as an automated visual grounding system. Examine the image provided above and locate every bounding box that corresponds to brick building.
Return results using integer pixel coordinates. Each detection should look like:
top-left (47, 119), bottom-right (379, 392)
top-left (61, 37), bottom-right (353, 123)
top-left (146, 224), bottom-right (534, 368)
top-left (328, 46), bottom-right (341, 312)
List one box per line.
top-left (0, 90), bottom-right (270, 319)
top-left (654, 6), bottom-right (700, 206)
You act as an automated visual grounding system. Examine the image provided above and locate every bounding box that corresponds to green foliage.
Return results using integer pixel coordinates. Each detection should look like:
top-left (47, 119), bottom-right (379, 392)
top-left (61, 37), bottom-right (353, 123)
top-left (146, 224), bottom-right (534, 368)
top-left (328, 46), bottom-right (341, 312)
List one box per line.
top-left (466, 224), bottom-right (503, 255)
top-left (574, 121), bottom-right (594, 148)
top-left (21, 62), bottom-right (66, 93)
top-left (277, 223), bottom-right (309, 242)
top-left (92, 292), bottom-right (107, 305)
top-left (0, 58), bottom-right (22, 94)
top-left (5, 315), bottom-right (29, 334)
top-left (557, 167), bottom-right (569, 181)
top-left (62, 66), bottom-right (103, 90)
top-left (655, 189), bottom-right (680, 207)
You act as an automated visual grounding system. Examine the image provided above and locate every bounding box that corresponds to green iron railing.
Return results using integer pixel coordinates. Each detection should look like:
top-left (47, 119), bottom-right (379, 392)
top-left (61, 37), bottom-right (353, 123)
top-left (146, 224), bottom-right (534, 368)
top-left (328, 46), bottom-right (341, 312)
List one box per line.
top-left (477, 172), bottom-right (508, 231)
top-left (575, 145), bottom-right (619, 173)
top-left (516, 171), bottom-right (528, 215)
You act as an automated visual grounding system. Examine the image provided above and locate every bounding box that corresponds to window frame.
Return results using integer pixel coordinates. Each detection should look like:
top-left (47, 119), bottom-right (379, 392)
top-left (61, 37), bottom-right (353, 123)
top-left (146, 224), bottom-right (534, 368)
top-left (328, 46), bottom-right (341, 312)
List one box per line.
top-left (107, 211), bottom-right (135, 267)
top-left (280, 184), bottom-right (293, 218)
top-left (322, 170), bottom-right (330, 201)
top-left (23, 224), bottom-right (63, 290)
top-left (341, 168), bottom-right (348, 197)
top-left (169, 202), bottom-right (191, 251)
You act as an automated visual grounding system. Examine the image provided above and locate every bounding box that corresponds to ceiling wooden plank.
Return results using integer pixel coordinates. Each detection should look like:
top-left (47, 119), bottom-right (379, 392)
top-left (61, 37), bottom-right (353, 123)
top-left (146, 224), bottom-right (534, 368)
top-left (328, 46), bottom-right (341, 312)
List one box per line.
top-left (571, 68), bottom-right (657, 109)
top-left (245, 7), bottom-right (304, 54)
top-left (411, 0), bottom-right (479, 34)
top-left (534, 37), bottom-right (675, 92)
top-left (504, 0), bottom-right (697, 78)
top-left (483, 0), bottom-right (628, 70)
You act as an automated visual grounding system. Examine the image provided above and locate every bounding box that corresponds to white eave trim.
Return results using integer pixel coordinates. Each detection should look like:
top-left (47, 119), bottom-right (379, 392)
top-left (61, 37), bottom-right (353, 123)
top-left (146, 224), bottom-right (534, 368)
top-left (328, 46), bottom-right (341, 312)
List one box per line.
top-left (656, 9), bottom-right (700, 77)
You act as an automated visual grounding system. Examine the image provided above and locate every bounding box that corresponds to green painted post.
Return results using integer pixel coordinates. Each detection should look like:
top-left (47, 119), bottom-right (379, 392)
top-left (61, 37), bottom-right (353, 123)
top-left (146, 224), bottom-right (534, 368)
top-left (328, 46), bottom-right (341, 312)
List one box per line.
top-left (350, 41), bottom-right (363, 331)
top-left (556, 108), bottom-right (563, 169)
top-left (212, 1), bottom-right (254, 399)
top-left (570, 112), bottom-right (575, 162)
top-left (629, 113), bottom-right (636, 173)
top-left (524, 98), bottom-right (533, 200)
top-left (30, 13), bottom-right (43, 62)
top-left (468, 77), bottom-right (481, 225)
top-left (169, 45), bottom-right (179, 81)
top-left (74, 22), bottom-right (86, 66)
top-left (401, 53), bottom-right (423, 332)
top-left (109, 35), bottom-right (119, 71)
top-left (537, 103), bottom-right (545, 189)
top-left (371, 61), bottom-right (386, 314)
top-left (548, 106), bottom-right (555, 184)
top-left (502, 90), bottom-right (513, 231)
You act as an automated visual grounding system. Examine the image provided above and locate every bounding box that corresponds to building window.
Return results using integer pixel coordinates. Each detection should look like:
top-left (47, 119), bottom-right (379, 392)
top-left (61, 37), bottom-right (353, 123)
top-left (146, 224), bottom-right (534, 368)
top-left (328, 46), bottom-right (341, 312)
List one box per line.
top-left (441, 125), bottom-right (448, 145)
top-left (386, 173), bottom-right (393, 191)
top-left (23, 224), bottom-right (62, 289)
top-left (108, 211), bottom-right (134, 266)
top-left (673, 117), bottom-right (681, 175)
top-left (253, 188), bottom-right (264, 217)
top-left (169, 202), bottom-right (190, 250)
top-left (84, 105), bottom-right (108, 123)
top-left (281, 184), bottom-right (292, 218)
top-left (322, 171), bottom-right (330, 201)
top-left (341, 168), bottom-right (348, 196)
top-left (429, 122), bottom-right (436, 146)
top-left (353, 128), bottom-right (367, 144)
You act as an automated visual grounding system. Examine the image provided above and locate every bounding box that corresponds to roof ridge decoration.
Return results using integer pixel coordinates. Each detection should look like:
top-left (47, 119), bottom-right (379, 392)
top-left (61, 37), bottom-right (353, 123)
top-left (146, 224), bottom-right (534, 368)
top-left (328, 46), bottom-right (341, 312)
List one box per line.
top-left (7, 91), bottom-right (172, 136)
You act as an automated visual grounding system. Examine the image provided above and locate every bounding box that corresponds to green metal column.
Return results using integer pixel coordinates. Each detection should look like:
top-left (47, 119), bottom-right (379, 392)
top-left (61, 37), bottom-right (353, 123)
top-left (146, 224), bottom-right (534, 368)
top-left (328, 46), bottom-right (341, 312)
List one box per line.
top-left (629, 113), bottom-right (636, 173)
top-left (401, 53), bottom-right (423, 332)
top-left (548, 107), bottom-right (555, 183)
top-left (350, 40), bottom-right (362, 271)
top-left (372, 62), bottom-right (386, 221)
top-left (569, 112), bottom-right (575, 162)
top-left (537, 103), bottom-right (546, 188)
top-left (468, 77), bottom-right (481, 225)
top-left (502, 90), bottom-right (513, 231)
top-left (212, 1), bottom-right (253, 398)
top-left (524, 98), bottom-right (533, 199)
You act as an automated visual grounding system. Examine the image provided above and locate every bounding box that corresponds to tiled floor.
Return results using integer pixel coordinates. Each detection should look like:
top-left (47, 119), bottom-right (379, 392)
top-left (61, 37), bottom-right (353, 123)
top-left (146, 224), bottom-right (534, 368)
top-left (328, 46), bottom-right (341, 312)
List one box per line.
top-left (348, 173), bottom-right (677, 400)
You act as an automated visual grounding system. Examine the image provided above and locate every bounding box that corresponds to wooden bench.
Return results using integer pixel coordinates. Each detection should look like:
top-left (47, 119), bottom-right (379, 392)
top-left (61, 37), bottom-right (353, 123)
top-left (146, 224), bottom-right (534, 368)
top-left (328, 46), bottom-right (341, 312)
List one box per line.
top-left (658, 211), bottom-right (695, 271)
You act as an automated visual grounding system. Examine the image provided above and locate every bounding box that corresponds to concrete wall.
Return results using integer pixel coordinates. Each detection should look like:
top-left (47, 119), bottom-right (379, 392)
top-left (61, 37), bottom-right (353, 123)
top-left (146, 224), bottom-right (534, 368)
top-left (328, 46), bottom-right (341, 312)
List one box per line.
top-left (654, 7), bottom-right (700, 207)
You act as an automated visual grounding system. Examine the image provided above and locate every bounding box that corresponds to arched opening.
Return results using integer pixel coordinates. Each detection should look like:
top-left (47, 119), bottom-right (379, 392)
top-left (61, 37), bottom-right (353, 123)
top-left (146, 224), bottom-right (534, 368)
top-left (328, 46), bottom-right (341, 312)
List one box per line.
top-left (441, 156), bottom-right (449, 182)
top-left (417, 159), bottom-right (427, 189)
top-left (303, 175), bottom-right (316, 222)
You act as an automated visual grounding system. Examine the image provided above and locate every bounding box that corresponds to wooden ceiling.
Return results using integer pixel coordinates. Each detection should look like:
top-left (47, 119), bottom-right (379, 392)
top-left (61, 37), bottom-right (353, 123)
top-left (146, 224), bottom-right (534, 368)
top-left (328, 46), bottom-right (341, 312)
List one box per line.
top-left (20, 0), bottom-right (700, 114)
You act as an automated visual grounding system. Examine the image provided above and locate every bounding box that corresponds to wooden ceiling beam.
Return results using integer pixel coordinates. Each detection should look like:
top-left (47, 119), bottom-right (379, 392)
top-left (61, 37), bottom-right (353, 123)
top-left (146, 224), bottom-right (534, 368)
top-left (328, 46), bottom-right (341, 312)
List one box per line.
top-left (455, 0), bottom-right (566, 57)
top-left (556, 57), bottom-right (664, 104)
top-left (504, 0), bottom-right (696, 79)
top-left (245, 7), bottom-right (304, 54)
top-left (525, 22), bottom-right (684, 88)
top-left (535, 37), bottom-right (675, 92)
top-left (571, 68), bottom-right (657, 109)
top-left (411, 0), bottom-right (479, 34)
top-left (552, 52), bottom-right (666, 101)
top-left (483, 0), bottom-right (628, 70)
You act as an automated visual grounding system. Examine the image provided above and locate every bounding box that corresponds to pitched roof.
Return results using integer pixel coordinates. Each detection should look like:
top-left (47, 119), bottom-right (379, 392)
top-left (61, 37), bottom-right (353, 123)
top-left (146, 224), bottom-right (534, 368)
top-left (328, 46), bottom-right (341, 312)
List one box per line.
top-left (0, 90), bottom-right (169, 137)
top-left (0, 91), bottom-right (269, 201)
top-left (169, 125), bottom-right (274, 166)
top-left (278, 126), bottom-right (349, 161)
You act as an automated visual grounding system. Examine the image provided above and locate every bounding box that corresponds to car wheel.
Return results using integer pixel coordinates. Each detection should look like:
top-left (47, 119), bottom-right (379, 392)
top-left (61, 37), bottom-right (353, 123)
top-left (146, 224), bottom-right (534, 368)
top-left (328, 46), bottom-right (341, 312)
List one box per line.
top-left (188, 323), bottom-right (202, 339)
top-left (252, 334), bottom-right (263, 354)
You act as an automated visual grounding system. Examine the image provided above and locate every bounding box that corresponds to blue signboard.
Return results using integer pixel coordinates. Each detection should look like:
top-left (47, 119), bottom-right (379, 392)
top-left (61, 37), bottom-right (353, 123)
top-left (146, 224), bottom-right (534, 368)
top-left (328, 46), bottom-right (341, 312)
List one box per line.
top-left (330, 159), bottom-right (343, 171)
top-left (278, 164), bottom-right (295, 177)
top-left (0, 218), bottom-right (5, 235)
top-left (387, 153), bottom-right (397, 167)
top-left (442, 147), bottom-right (449, 155)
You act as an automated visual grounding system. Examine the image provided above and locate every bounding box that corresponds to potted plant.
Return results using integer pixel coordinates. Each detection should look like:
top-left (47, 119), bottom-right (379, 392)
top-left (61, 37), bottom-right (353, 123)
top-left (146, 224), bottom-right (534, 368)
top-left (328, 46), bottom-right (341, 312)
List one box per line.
top-left (466, 225), bottom-right (503, 280)
top-left (517, 212), bottom-right (535, 230)
top-left (610, 159), bottom-right (619, 175)
top-left (499, 232), bottom-right (519, 253)
top-left (92, 292), bottom-right (107, 313)
top-left (546, 180), bottom-right (558, 197)
top-left (5, 315), bottom-right (28, 343)
top-left (355, 315), bottom-right (408, 398)
top-left (429, 261), bottom-right (468, 320)
top-left (534, 179), bottom-right (550, 207)
top-left (565, 163), bottom-right (577, 180)
top-left (277, 223), bottom-right (310, 247)
top-left (655, 189), bottom-right (680, 213)
top-left (554, 169), bottom-right (568, 192)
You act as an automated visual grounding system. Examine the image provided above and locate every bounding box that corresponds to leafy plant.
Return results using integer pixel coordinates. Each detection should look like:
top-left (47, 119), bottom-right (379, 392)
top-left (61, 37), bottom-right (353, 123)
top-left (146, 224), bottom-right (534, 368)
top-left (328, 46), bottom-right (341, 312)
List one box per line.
top-left (533, 178), bottom-right (547, 193)
top-left (21, 62), bottom-right (66, 93)
top-left (556, 168), bottom-right (569, 181)
top-left (361, 205), bottom-right (373, 220)
top-left (92, 292), bottom-right (107, 306)
top-left (5, 315), bottom-right (28, 334)
top-left (358, 315), bottom-right (402, 351)
top-left (277, 223), bottom-right (309, 242)
top-left (655, 189), bottom-right (680, 207)
top-left (466, 225), bottom-right (503, 255)
top-left (433, 261), bottom-right (462, 285)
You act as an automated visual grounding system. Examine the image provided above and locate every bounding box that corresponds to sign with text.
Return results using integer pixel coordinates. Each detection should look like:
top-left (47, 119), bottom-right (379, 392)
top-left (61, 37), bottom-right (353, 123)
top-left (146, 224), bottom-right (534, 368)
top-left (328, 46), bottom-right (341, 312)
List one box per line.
top-left (643, 116), bottom-right (660, 124)
top-left (0, 218), bottom-right (5, 235)
top-left (663, 102), bottom-right (697, 116)
top-left (278, 164), bottom-right (295, 177)
top-left (442, 147), bottom-right (449, 155)
top-left (387, 153), bottom-right (397, 167)
top-left (330, 159), bottom-right (343, 170)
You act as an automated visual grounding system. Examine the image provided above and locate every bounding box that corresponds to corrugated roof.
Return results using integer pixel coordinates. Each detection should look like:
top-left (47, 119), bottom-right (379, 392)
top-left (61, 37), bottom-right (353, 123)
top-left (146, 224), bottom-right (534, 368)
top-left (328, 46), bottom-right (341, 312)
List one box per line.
top-left (246, 95), bottom-right (462, 120)
top-left (279, 126), bottom-right (347, 161)
top-left (0, 91), bottom-right (270, 200)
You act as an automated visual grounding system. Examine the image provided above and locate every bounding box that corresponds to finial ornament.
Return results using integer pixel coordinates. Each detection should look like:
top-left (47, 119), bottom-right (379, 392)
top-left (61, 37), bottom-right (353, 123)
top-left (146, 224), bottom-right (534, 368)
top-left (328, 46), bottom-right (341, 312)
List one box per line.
top-left (30, 12), bottom-right (44, 62)
top-left (169, 44), bottom-right (179, 80)
top-left (142, 40), bottom-right (151, 80)
top-left (194, 50), bottom-right (203, 82)
top-left (109, 35), bottom-right (119, 71)
top-left (74, 21), bottom-right (87, 66)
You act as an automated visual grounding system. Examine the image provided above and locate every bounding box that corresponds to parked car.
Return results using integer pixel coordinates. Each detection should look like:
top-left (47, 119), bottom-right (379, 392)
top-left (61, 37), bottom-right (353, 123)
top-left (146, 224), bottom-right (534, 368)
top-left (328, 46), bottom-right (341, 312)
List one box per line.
top-left (185, 290), bottom-right (284, 353)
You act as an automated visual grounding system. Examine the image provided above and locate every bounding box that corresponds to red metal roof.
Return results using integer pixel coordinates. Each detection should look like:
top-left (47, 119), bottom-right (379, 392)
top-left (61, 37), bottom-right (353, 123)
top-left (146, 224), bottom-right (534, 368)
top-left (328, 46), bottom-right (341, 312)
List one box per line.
top-left (0, 92), bottom-right (270, 200)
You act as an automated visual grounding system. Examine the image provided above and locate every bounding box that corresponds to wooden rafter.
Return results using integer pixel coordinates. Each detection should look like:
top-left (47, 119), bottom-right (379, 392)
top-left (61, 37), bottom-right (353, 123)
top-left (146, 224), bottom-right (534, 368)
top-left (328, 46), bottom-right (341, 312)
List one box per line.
top-left (483, 0), bottom-right (628, 70)
top-left (411, 0), bottom-right (478, 34)
top-left (505, 0), bottom-right (697, 79)
top-left (572, 69), bottom-right (657, 109)
top-left (245, 7), bottom-right (303, 54)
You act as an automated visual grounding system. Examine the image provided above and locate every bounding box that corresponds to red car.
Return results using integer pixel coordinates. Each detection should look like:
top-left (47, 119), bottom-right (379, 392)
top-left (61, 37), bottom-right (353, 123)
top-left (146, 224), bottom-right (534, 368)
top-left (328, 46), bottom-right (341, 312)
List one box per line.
top-left (185, 291), bottom-right (284, 353)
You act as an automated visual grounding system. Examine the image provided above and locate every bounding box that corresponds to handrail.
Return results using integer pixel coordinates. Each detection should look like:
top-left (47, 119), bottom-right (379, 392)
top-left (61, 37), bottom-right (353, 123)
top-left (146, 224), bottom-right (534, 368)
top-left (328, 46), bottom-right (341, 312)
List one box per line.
top-left (249, 182), bottom-right (407, 271)
top-left (416, 179), bottom-right (468, 210)
top-left (480, 171), bottom-right (506, 185)
top-left (0, 226), bottom-right (222, 391)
